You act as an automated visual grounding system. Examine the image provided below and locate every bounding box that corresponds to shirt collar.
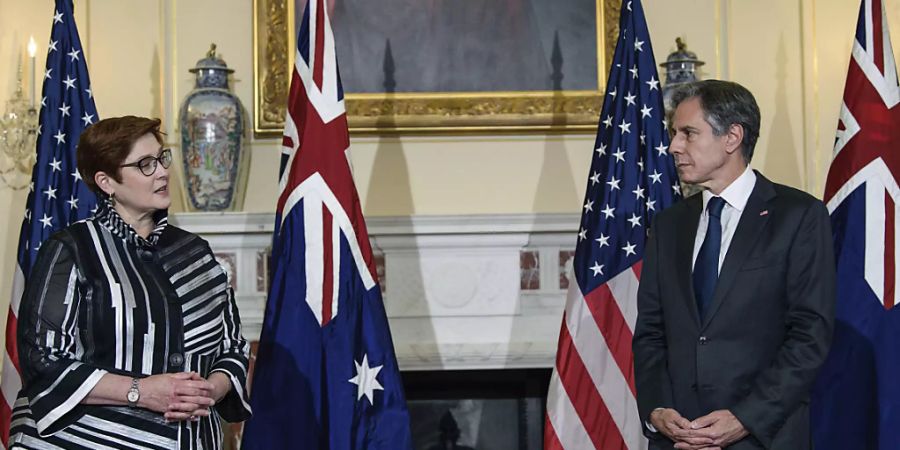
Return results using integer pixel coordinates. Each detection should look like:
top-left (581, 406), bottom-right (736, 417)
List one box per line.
top-left (701, 165), bottom-right (757, 213)
top-left (93, 198), bottom-right (168, 249)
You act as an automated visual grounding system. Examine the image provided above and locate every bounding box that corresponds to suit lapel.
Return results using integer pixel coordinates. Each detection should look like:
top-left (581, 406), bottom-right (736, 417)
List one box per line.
top-left (701, 172), bottom-right (777, 330)
top-left (675, 194), bottom-right (703, 328)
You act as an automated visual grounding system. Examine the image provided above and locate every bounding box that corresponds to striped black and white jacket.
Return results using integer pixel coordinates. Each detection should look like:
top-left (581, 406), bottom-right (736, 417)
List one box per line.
top-left (10, 201), bottom-right (251, 449)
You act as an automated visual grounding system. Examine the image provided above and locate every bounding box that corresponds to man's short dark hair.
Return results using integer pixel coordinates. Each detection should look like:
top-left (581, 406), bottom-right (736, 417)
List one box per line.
top-left (670, 80), bottom-right (761, 162)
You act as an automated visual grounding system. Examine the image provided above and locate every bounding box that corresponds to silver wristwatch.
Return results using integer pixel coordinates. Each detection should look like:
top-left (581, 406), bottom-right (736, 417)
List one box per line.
top-left (126, 377), bottom-right (140, 407)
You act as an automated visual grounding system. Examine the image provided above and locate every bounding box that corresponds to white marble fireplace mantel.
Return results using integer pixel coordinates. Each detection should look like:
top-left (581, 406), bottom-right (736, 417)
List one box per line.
top-left (171, 212), bottom-right (580, 371)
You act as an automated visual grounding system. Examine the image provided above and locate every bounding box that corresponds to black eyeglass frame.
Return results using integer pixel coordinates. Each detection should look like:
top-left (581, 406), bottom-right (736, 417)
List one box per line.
top-left (119, 148), bottom-right (173, 177)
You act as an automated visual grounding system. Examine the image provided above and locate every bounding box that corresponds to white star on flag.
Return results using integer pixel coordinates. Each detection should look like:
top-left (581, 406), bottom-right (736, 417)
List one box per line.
top-left (590, 262), bottom-right (604, 276)
top-left (43, 186), bottom-right (57, 200)
top-left (632, 186), bottom-right (645, 199)
top-left (63, 75), bottom-right (76, 89)
top-left (348, 354), bottom-right (384, 405)
top-left (607, 176), bottom-right (621, 191)
top-left (67, 48), bottom-right (80, 61)
top-left (601, 204), bottom-right (615, 219)
top-left (622, 241), bottom-right (637, 257)
top-left (655, 142), bottom-right (669, 156)
top-left (627, 213), bottom-right (642, 228)
top-left (634, 39), bottom-right (644, 52)
top-left (39, 214), bottom-right (53, 228)
top-left (49, 158), bottom-right (61, 172)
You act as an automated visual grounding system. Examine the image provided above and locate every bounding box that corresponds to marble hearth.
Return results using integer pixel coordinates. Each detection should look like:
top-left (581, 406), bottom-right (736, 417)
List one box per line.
top-left (170, 212), bottom-right (579, 371)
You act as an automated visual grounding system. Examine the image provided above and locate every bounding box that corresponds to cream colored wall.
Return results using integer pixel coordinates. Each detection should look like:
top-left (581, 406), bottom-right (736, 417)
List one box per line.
top-left (0, 0), bottom-right (897, 351)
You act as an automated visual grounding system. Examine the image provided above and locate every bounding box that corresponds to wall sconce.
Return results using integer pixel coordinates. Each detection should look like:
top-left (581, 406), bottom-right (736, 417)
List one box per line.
top-left (0, 37), bottom-right (39, 190)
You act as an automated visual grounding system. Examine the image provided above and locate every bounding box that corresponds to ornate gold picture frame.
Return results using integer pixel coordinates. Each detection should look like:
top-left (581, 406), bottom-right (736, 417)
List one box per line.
top-left (253, 0), bottom-right (621, 136)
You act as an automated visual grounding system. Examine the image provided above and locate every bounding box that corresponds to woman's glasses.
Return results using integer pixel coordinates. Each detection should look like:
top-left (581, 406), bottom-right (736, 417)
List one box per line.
top-left (119, 148), bottom-right (173, 177)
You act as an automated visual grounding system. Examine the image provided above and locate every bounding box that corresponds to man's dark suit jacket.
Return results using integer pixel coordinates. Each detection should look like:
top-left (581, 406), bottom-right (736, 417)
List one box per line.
top-left (633, 172), bottom-right (836, 449)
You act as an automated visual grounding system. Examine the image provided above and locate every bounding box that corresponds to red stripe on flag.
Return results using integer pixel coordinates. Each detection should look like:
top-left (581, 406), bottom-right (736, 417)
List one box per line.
top-left (0, 396), bottom-right (10, 448)
top-left (543, 414), bottom-right (564, 450)
top-left (312, 0), bottom-right (325, 90)
top-left (584, 285), bottom-right (637, 395)
top-left (555, 320), bottom-right (628, 450)
top-left (5, 310), bottom-right (19, 373)
top-left (874, 0), bottom-right (884, 73)
top-left (885, 192), bottom-right (895, 309)
top-left (632, 261), bottom-right (643, 280)
top-left (322, 207), bottom-right (334, 325)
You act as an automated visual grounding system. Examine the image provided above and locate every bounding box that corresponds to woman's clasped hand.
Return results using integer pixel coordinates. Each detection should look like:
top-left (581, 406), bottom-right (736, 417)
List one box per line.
top-left (138, 372), bottom-right (217, 422)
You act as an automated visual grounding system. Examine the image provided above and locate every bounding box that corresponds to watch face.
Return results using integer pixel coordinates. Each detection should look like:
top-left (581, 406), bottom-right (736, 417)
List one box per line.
top-left (127, 390), bottom-right (139, 403)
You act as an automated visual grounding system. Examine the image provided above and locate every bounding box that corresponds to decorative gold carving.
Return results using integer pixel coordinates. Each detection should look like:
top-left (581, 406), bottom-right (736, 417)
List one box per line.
top-left (345, 92), bottom-right (603, 133)
top-left (604, 0), bottom-right (622, 71)
top-left (254, 0), bottom-right (291, 133)
top-left (254, 0), bottom-right (618, 136)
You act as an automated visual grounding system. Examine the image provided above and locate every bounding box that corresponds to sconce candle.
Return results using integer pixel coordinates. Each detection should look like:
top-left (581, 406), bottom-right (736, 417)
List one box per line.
top-left (27, 36), bottom-right (36, 108)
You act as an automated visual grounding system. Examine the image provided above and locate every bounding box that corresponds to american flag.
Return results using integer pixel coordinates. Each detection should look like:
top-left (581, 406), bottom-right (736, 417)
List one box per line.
top-left (0, 0), bottom-right (98, 447)
top-left (240, 0), bottom-right (411, 448)
top-left (544, 0), bottom-right (679, 448)
top-left (813, 0), bottom-right (900, 448)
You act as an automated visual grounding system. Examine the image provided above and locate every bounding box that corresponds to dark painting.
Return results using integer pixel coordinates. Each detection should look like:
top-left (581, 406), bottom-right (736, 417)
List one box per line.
top-left (296, 0), bottom-right (599, 93)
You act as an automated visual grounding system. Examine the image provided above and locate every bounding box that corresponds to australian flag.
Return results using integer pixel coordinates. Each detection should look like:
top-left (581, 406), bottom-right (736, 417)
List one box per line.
top-left (241, 1), bottom-right (412, 449)
top-left (813, 0), bottom-right (900, 449)
top-left (0, 0), bottom-right (98, 447)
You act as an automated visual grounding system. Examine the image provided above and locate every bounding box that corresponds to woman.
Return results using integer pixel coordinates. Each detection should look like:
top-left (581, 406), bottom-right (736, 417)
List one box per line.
top-left (9, 116), bottom-right (251, 449)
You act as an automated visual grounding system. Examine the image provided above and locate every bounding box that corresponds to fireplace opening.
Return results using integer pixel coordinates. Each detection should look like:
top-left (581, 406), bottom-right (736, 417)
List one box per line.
top-left (402, 368), bottom-right (552, 450)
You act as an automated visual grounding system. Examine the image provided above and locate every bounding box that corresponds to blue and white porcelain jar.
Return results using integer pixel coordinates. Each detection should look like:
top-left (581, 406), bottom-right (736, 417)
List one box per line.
top-left (179, 44), bottom-right (249, 211)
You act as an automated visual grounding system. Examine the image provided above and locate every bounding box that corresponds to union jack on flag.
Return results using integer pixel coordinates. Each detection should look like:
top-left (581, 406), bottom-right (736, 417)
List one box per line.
top-left (241, 0), bottom-right (411, 448)
top-left (544, 0), bottom-right (679, 448)
top-left (813, 0), bottom-right (900, 448)
top-left (0, 1), bottom-right (98, 447)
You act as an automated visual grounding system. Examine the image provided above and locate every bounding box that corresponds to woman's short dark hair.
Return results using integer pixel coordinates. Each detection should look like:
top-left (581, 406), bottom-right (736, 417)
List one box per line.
top-left (670, 80), bottom-right (761, 162)
top-left (76, 116), bottom-right (164, 194)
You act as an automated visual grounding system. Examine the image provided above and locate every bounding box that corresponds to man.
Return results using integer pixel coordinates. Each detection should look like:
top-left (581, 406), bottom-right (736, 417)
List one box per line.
top-left (633, 80), bottom-right (835, 450)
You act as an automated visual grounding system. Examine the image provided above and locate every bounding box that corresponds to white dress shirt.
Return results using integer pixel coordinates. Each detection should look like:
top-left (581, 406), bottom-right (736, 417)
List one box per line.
top-left (691, 166), bottom-right (757, 274)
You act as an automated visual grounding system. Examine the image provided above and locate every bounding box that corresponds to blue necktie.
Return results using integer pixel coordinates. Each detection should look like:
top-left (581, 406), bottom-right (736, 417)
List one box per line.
top-left (694, 196), bottom-right (726, 320)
